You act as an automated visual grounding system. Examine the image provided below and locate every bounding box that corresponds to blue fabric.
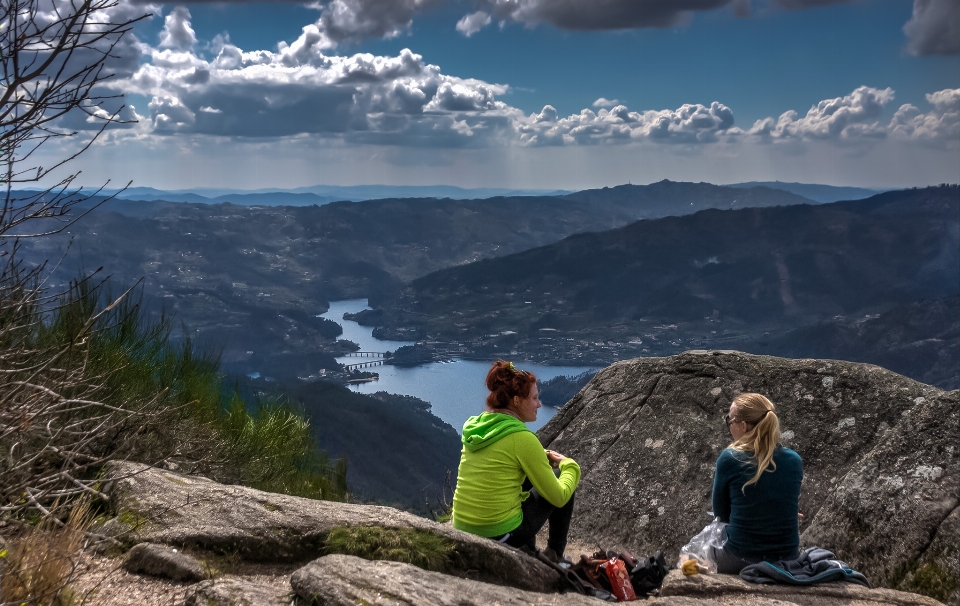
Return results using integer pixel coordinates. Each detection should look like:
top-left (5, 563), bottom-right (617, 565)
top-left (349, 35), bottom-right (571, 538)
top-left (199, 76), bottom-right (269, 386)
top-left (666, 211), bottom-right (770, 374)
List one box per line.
top-left (711, 446), bottom-right (802, 560)
top-left (739, 547), bottom-right (870, 588)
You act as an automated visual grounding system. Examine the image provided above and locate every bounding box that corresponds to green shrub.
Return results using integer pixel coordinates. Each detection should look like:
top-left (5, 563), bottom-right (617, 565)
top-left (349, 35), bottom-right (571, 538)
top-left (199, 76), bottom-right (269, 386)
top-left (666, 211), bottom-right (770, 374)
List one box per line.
top-left (1, 275), bottom-right (348, 515)
top-left (221, 393), bottom-right (348, 500)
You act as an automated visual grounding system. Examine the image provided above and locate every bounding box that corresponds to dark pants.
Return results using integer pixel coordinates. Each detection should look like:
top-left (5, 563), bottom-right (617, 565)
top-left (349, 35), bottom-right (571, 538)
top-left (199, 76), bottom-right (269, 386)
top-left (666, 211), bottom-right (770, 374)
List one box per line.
top-left (496, 484), bottom-right (575, 556)
top-left (708, 544), bottom-right (800, 575)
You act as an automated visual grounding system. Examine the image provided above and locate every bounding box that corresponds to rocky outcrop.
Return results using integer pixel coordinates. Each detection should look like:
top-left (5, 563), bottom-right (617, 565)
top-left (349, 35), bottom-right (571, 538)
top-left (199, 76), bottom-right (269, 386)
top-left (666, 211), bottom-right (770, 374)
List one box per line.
top-left (290, 553), bottom-right (603, 605)
top-left (284, 555), bottom-right (944, 606)
top-left (538, 351), bottom-right (958, 596)
top-left (123, 543), bottom-right (206, 582)
top-left (102, 461), bottom-right (560, 593)
top-left (801, 395), bottom-right (959, 602)
top-left (658, 570), bottom-right (944, 606)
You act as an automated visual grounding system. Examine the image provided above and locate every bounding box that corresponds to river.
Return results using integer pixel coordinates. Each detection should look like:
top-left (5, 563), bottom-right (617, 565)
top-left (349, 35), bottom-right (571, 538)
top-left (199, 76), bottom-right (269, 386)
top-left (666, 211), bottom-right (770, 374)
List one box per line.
top-left (319, 299), bottom-right (596, 432)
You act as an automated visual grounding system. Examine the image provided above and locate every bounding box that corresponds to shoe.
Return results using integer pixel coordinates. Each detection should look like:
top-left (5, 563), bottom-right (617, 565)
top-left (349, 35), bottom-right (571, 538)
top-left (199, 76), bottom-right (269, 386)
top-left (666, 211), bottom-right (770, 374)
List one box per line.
top-left (542, 547), bottom-right (572, 565)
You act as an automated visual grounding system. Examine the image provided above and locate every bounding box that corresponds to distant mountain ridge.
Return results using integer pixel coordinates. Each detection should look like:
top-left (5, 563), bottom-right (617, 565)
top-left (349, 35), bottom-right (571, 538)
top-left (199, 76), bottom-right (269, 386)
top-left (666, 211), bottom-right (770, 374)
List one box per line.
top-left (367, 185), bottom-right (959, 387)
top-left (562, 180), bottom-right (814, 213)
top-left (19, 179), bottom-right (888, 208)
top-left (388, 186), bottom-right (957, 331)
top-left (726, 181), bottom-right (885, 203)
top-left (13, 179), bottom-right (832, 379)
top-left (105, 184), bottom-right (572, 205)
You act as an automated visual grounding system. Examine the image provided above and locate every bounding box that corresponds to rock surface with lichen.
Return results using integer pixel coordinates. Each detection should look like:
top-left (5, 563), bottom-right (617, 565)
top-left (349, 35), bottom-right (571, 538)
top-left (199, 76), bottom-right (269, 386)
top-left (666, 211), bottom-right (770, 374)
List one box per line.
top-left (100, 460), bottom-right (560, 594)
top-left (537, 351), bottom-right (958, 603)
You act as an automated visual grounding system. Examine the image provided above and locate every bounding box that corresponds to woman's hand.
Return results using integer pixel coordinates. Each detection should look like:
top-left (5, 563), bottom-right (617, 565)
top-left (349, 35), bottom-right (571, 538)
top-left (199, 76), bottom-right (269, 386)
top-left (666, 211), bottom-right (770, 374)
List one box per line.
top-left (545, 450), bottom-right (567, 468)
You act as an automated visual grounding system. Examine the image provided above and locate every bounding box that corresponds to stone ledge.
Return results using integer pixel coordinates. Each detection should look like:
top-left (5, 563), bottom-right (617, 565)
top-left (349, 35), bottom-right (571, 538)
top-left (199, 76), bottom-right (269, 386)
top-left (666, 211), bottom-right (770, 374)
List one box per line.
top-left (659, 570), bottom-right (945, 606)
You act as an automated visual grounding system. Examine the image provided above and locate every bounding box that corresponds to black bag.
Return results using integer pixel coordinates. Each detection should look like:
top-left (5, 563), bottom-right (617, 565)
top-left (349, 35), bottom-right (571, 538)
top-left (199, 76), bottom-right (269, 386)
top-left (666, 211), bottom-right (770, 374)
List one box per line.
top-left (629, 550), bottom-right (668, 597)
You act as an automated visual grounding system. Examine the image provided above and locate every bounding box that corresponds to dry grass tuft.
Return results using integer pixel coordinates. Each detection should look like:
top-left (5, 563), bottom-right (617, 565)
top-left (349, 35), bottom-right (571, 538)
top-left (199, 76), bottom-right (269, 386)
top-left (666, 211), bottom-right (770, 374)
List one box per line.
top-left (1, 500), bottom-right (94, 606)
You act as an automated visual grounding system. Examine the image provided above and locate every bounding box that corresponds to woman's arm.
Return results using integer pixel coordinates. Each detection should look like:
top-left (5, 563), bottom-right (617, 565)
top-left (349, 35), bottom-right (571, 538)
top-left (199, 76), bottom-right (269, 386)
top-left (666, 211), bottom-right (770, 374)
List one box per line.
top-left (712, 451), bottom-right (732, 522)
top-left (515, 433), bottom-right (580, 507)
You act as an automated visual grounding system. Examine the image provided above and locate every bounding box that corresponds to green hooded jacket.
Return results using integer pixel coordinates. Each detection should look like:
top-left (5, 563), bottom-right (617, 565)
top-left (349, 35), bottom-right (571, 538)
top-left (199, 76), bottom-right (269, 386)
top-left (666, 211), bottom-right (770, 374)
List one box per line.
top-left (452, 412), bottom-right (581, 538)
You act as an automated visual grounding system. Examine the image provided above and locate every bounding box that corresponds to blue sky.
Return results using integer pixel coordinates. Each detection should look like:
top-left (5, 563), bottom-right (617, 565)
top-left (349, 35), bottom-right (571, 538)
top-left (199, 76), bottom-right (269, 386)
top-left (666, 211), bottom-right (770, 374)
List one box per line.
top-left (57, 0), bottom-right (959, 190)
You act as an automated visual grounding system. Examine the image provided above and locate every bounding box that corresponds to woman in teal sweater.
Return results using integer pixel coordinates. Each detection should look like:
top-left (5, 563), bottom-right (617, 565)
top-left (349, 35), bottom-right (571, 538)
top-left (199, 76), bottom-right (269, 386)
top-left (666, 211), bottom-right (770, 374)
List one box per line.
top-left (710, 393), bottom-right (803, 574)
top-left (452, 361), bottom-right (581, 559)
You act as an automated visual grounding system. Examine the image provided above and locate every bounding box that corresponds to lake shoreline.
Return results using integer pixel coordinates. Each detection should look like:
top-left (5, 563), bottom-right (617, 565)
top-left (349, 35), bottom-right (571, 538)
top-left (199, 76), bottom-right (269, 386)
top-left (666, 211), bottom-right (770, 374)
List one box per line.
top-left (320, 299), bottom-right (596, 432)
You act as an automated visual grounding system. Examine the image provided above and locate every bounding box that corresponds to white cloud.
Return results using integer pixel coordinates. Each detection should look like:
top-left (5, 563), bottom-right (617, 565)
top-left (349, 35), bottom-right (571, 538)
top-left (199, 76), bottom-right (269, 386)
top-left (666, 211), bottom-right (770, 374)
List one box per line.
top-left (889, 89), bottom-right (960, 145)
top-left (456, 11), bottom-right (492, 37)
top-left (100, 8), bottom-right (958, 158)
top-left (479, 0), bottom-right (732, 30)
top-left (159, 7), bottom-right (197, 49)
top-left (903, 0), bottom-right (960, 56)
top-left (770, 0), bottom-right (851, 9)
top-left (593, 98), bottom-right (621, 108)
top-left (313, 0), bottom-right (434, 46)
top-left (517, 101), bottom-right (737, 146)
top-left (748, 86), bottom-right (895, 140)
top-left (110, 9), bottom-right (518, 145)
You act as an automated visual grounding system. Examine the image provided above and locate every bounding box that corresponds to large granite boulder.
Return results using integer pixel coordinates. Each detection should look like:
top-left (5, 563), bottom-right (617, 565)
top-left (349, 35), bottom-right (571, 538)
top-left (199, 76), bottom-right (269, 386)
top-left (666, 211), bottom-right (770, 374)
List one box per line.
top-left (538, 351), bottom-right (958, 597)
top-left (101, 461), bottom-right (560, 593)
top-left (123, 542), bottom-right (206, 582)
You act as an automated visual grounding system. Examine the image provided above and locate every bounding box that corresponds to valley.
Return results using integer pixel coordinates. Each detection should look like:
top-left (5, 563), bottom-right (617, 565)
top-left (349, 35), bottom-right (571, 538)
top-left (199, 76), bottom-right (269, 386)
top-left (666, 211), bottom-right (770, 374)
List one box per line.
top-left (16, 183), bottom-right (959, 390)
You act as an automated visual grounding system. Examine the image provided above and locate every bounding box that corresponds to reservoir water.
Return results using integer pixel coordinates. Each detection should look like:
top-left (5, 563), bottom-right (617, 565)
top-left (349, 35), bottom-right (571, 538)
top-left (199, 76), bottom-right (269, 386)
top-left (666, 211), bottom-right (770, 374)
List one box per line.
top-left (320, 299), bottom-right (596, 432)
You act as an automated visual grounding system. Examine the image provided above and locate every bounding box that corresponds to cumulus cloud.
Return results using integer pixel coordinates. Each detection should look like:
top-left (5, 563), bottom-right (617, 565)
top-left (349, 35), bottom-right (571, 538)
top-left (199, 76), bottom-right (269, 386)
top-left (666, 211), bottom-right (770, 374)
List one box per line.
top-left (159, 7), bottom-right (197, 49)
top-left (889, 88), bottom-right (960, 145)
top-left (769, 0), bottom-right (851, 9)
top-left (101, 7), bottom-right (957, 155)
top-left (748, 86), bottom-right (895, 140)
top-left (593, 98), bottom-right (621, 108)
top-left (140, 0), bottom-right (432, 49)
top-left (314, 0), bottom-right (429, 45)
top-left (108, 9), bottom-right (517, 145)
top-left (903, 0), bottom-right (960, 56)
top-left (456, 11), bottom-right (492, 37)
top-left (516, 101), bottom-right (737, 146)
top-left (478, 0), bottom-right (733, 30)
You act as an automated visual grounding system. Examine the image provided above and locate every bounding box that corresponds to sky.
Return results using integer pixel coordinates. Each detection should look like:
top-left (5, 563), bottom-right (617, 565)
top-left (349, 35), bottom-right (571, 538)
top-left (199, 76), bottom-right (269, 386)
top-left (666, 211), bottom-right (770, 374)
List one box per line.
top-left (43, 0), bottom-right (960, 190)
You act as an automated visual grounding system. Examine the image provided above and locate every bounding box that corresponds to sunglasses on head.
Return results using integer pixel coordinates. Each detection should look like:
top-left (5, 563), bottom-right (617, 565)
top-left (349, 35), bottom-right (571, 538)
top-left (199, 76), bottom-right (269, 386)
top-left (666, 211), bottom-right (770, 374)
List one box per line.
top-left (505, 361), bottom-right (529, 377)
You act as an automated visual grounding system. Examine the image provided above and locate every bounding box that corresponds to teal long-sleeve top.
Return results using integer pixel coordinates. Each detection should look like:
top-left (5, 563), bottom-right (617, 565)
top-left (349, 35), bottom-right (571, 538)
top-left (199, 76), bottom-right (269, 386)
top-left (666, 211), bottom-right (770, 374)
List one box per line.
top-left (712, 446), bottom-right (802, 560)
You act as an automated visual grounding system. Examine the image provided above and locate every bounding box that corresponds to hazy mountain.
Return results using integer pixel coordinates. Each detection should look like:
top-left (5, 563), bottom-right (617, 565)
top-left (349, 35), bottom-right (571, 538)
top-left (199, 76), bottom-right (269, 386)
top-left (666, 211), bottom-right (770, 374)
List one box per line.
top-left (562, 180), bottom-right (812, 213)
top-left (367, 186), bottom-right (958, 385)
top-left (106, 184), bottom-right (571, 205)
top-left (726, 181), bottom-right (885, 203)
top-left (757, 295), bottom-right (959, 390)
top-left (114, 190), bottom-right (343, 206)
top-left (12, 180), bottom-right (880, 379)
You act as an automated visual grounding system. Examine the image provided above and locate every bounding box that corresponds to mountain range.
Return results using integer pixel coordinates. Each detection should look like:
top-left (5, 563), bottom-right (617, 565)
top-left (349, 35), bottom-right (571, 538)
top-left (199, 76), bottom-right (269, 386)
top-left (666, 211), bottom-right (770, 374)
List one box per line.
top-left (24, 180), bottom-right (879, 208)
top-left (13, 181), bottom-right (957, 388)
top-left (368, 186), bottom-right (959, 388)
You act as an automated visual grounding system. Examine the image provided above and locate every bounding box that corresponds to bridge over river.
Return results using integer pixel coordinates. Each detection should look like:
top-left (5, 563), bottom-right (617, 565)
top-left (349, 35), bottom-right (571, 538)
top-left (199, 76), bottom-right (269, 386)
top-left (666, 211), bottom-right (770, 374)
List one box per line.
top-left (341, 351), bottom-right (388, 370)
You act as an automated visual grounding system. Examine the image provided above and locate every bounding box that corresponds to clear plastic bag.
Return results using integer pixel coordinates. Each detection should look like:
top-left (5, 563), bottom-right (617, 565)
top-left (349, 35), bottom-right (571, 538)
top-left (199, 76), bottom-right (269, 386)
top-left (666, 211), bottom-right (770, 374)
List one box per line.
top-left (678, 517), bottom-right (727, 573)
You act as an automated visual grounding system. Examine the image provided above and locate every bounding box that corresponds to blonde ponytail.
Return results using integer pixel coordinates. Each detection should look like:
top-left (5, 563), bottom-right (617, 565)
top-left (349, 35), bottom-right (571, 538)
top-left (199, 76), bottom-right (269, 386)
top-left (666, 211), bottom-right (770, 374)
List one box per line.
top-left (728, 393), bottom-right (781, 490)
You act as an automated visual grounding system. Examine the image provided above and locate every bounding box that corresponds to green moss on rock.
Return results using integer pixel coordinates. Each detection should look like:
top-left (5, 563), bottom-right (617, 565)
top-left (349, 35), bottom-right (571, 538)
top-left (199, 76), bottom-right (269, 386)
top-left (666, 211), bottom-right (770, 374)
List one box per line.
top-left (890, 548), bottom-right (960, 603)
top-left (323, 526), bottom-right (455, 573)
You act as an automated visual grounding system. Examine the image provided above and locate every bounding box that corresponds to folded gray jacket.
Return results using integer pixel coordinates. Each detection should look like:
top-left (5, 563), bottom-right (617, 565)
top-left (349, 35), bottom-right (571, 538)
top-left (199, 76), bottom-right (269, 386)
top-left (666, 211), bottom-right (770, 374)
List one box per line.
top-left (739, 547), bottom-right (870, 587)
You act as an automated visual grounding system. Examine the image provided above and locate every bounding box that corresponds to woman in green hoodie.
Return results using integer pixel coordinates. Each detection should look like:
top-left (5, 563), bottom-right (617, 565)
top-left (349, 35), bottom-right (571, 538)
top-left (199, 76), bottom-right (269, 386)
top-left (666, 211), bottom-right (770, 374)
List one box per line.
top-left (452, 360), bottom-right (581, 559)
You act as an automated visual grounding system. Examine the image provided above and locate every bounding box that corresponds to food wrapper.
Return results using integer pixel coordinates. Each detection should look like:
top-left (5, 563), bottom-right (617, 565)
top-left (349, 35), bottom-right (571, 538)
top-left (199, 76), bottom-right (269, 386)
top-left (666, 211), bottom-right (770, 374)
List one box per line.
top-left (603, 557), bottom-right (637, 601)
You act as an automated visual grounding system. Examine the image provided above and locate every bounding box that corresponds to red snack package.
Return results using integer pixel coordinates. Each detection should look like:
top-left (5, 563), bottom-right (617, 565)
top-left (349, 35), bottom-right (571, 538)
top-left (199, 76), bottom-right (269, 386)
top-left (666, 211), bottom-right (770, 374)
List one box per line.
top-left (603, 557), bottom-right (637, 602)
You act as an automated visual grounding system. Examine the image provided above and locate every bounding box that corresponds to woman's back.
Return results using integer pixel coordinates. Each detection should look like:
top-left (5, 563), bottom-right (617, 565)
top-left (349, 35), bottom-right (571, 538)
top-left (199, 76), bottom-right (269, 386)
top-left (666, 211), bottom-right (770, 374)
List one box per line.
top-left (712, 445), bottom-right (803, 559)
